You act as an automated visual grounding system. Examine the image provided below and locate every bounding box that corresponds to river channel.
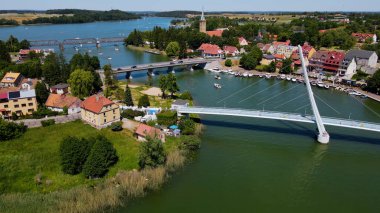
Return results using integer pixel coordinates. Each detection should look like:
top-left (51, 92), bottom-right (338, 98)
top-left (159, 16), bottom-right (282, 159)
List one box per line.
top-left (1, 18), bottom-right (380, 213)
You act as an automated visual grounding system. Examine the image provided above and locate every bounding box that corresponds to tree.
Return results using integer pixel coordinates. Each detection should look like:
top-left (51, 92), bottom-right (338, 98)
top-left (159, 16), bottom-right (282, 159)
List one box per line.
top-left (180, 135), bottom-right (201, 151)
top-left (42, 53), bottom-right (62, 86)
top-left (166, 73), bottom-right (179, 97)
top-left (124, 29), bottom-right (144, 46)
top-left (0, 119), bottom-right (27, 141)
top-left (68, 69), bottom-right (94, 99)
top-left (291, 33), bottom-right (307, 46)
top-left (83, 135), bottom-right (118, 178)
top-left (225, 59), bottom-right (233, 67)
top-left (138, 94), bottom-right (150, 108)
top-left (266, 61), bottom-right (276, 73)
top-left (0, 41), bottom-right (11, 63)
top-left (280, 58), bottom-right (293, 74)
top-left (365, 69), bottom-right (380, 94)
top-left (35, 81), bottom-right (49, 106)
top-left (158, 75), bottom-right (168, 99)
top-left (240, 47), bottom-right (263, 70)
top-left (156, 110), bottom-right (177, 126)
top-left (165, 41), bottom-right (180, 57)
top-left (178, 118), bottom-right (196, 135)
top-left (60, 136), bottom-right (95, 175)
top-left (103, 64), bottom-right (114, 88)
top-left (124, 84), bottom-right (134, 106)
top-left (138, 137), bottom-right (166, 169)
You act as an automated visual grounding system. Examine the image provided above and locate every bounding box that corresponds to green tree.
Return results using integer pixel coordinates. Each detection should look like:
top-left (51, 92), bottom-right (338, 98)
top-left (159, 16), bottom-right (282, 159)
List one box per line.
top-left (42, 53), bottom-right (61, 86)
top-left (365, 69), bottom-right (380, 94)
top-left (178, 118), bottom-right (196, 135)
top-left (60, 136), bottom-right (95, 175)
top-left (0, 41), bottom-right (11, 63)
top-left (138, 137), bottom-right (166, 169)
top-left (103, 64), bottom-right (114, 88)
top-left (225, 59), bottom-right (233, 67)
top-left (138, 94), bottom-right (150, 108)
top-left (68, 69), bottom-right (94, 99)
top-left (156, 110), bottom-right (177, 126)
top-left (166, 73), bottom-right (179, 97)
top-left (165, 41), bottom-right (180, 57)
top-left (158, 75), bottom-right (168, 99)
top-left (35, 81), bottom-right (49, 106)
top-left (124, 84), bottom-right (134, 106)
top-left (83, 135), bottom-right (118, 178)
top-left (266, 61), bottom-right (277, 73)
top-left (180, 135), bottom-right (201, 151)
top-left (124, 29), bottom-right (144, 46)
top-left (0, 119), bottom-right (27, 141)
top-left (280, 58), bottom-right (293, 74)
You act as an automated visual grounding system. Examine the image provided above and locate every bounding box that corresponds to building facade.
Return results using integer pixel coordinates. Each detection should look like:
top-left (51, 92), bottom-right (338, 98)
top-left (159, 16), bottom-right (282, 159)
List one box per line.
top-left (0, 89), bottom-right (38, 119)
top-left (0, 72), bottom-right (24, 88)
top-left (308, 50), bottom-right (346, 74)
top-left (80, 95), bottom-right (120, 128)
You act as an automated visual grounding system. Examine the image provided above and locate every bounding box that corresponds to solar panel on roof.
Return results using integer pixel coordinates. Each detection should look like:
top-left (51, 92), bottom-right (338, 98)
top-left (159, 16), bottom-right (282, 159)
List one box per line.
top-left (8, 91), bottom-right (20, 99)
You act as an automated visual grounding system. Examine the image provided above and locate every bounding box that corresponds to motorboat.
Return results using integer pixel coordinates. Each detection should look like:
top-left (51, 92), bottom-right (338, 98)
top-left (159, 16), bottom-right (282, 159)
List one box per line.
top-left (209, 67), bottom-right (221, 73)
top-left (310, 81), bottom-right (317, 86)
top-left (215, 75), bottom-right (221, 80)
top-left (248, 73), bottom-right (254, 77)
top-left (297, 79), bottom-right (304, 83)
top-left (286, 76), bottom-right (291, 81)
top-left (324, 84), bottom-right (330, 89)
top-left (265, 73), bottom-right (271, 79)
top-left (280, 74), bottom-right (286, 80)
top-left (349, 91), bottom-right (362, 96)
top-left (291, 78), bottom-right (297, 82)
top-left (317, 81), bottom-right (325, 88)
top-left (214, 83), bottom-right (222, 89)
top-left (259, 74), bottom-right (263, 78)
top-left (243, 73), bottom-right (248, 77)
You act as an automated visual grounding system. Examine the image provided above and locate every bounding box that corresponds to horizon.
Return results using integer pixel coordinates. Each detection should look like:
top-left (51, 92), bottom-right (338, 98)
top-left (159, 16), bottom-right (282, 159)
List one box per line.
top-left (2, 0), bottom-right (380, 12)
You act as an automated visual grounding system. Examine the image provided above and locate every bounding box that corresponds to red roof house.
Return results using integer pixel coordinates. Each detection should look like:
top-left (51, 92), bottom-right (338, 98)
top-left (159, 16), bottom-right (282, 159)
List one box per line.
top-left (223, 45), bottom-right (239, 56)
top-left (309, 50), bottom-right (346, 73)
top-left (81, 95), bottom-right (115, 114)
top-left (351, 33), bottom-right (377, 43)
top-left (206, 30), bottom-right (224, 37)
top-left (238, 37), bottom-right (249, 46)
top-left (135, 123), bottom-right (165, 142)
top-left (197, 43), bottom-right (224, 58)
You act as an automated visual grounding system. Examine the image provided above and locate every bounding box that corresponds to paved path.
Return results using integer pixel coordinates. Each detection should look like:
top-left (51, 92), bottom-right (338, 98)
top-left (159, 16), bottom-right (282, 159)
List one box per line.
top-left (16, 113), bottom-right (81, 128)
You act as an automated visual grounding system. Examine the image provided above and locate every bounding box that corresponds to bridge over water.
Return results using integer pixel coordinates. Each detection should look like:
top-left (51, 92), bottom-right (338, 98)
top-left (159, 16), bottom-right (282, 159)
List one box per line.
top-left (29, 37), bottom-right (125, 50)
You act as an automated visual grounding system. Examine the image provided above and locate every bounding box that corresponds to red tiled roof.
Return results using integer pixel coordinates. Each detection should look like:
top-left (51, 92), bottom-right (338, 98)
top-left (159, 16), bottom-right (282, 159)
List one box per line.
top-left (274, 54), bottom-right (286, 59)
top-left (273, 40), bottom-right (291, 48)
top-left (46, 94), bottom-right (81, 109)
top-left (206, 30), bottom-right (223, 37)
top-left (135, 123), bottom-right (162, 138)
top-left (351, 33), bottom-right (375, 41)
top-left (0, 92), bottom-right (7, 99)
top-left (80, 95), bottom-right (114, 114)
top-left (198, 43), bottom-right (223, 55)
top-left (223, 45), bottom-right (238, 53)
top-left (319, 28), bottom-right (338, 34)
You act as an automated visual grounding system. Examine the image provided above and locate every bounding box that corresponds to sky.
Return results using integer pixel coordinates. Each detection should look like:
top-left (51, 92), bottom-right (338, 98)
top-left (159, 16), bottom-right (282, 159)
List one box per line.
top-left (1, 0), bottom-right (380, 12)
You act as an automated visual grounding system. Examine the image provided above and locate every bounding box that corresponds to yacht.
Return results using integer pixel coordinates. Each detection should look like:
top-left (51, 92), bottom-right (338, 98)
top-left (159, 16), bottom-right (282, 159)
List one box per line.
top-left (280, 74), bottom-right (286, 80)
top-left (286, 76), bottom-right (291, 81)
top-left (214, 83), bottom-right (222, 89)
top-left (317, 81), bottom-right (325, 88)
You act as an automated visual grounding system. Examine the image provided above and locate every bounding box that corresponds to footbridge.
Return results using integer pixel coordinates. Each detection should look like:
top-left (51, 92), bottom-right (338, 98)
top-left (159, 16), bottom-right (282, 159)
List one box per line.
top-left (29, 37), bottom-right (125, 50)
top-left (177, 106), bottom-right (380, 134)
top-left (97, 58), bottom-right (215, 79)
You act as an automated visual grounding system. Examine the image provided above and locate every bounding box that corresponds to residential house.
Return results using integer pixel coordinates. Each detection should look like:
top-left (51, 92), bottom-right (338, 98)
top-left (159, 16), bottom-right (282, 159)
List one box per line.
top-left (135, 123), bottom-right (166, 142)
top-left (206, 30), bottom-right (224, 37)
top-left (308, 50), bottom-right (346, 74)
top-left (80, 95), bottom-right (120, 128)
top-left (238, 37), bottom-right (249, 46)
top-left (20, 78), bottom-right (38, 90)
top-left (275, 44), bottom-right (297, 58)
top-left (50, 83), bottom-right (69, 95)
top-left (223, 46), bottom-right (239, 56)
top-left (338, 55), bottom-right (357, 79)
top-left (0, 72), bottom-right (24, 88)
top-left (197, 43), bottom-right (224, 58)
top-left (260, 54), bottom-right (276, 65)
top-left (171, 99), bottom-right (189, 110)
top-left (0, 89), bottom-right (38, 119)
top-left (19, 49), bottom-right (41, 60)
top-left (351, 33), bottom-right (377, 44)
top-left (262, 44), bottom-right (274, 54)
top-left (45, 94), bottom-right (82, 114)
top-left (292, 42), bottom-right (316, 66)
top-left (274, 54), bottom-right (286, 61)
top-left (342, 50), bottom-right (378, 75)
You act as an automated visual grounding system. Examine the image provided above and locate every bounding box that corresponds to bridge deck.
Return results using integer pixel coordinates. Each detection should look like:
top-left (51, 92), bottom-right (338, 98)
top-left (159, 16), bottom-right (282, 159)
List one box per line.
top-left (177, 107), bottom-right (380, 133)
top-left (97, 59), bottom-right (214, 74)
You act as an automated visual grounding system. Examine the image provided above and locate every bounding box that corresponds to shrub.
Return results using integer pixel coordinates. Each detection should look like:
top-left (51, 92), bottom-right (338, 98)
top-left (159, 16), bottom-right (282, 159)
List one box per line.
top-left (0, 119), bottom-right (27, 141)
top-left (41, 119), bottom-right (55, 127)
top-left (178, 118), bottom-right (196, 135)
top-left (138, 95), bottom-right (150, 108)
top-left (110, 121), bottom-right (123, 131)
top-left (179, 91), bottom-right (193, 101)
top-left (156, 110), bottom-right (177, 126)
top-left (31, 107), bottom-right (59, 119)
top-left (60, 136), bottom-right (95, 175)
top-left (83, 135), bottom-right (118, 178)
top-left (180, 135), bottom-right (201, 151)
top-left (121, 109), bottom-right (144, 119)
top-left (138, 137), bottom-right (166, 169)
top-left (225, 59), bottom-right (233, 67)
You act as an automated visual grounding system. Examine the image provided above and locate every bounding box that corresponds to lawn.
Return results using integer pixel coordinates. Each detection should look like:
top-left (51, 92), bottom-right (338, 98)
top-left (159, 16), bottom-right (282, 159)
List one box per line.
top-left (0, 120), bottom-right (140, 194)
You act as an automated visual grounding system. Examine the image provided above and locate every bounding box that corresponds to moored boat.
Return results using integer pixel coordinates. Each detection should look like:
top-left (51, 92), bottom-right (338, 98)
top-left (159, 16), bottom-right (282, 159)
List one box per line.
top-left (214, 83), bottom-right (222, 89)
top-left (280, 74), bottom-right (286, 80)
top-left (291, 78), bottom-right (297, 82)
top-left (265, 73), bottom-right (271, 79)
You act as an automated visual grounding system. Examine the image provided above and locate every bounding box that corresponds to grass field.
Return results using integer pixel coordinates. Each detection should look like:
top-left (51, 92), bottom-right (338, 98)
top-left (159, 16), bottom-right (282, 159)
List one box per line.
top-left (0, 120), bottom-right (141, 194)
top-left (0, 13), bottom-right (70, 24)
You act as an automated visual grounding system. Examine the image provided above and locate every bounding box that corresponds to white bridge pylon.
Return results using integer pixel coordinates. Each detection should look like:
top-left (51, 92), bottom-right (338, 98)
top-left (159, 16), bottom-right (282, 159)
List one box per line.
top-left (298, 45), bottom-right (329, 144)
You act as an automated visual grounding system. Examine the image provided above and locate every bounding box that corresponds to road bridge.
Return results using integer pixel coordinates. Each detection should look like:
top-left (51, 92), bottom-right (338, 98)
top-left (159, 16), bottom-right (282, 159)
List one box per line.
top-left (29, 37), bottom-right (125, 50)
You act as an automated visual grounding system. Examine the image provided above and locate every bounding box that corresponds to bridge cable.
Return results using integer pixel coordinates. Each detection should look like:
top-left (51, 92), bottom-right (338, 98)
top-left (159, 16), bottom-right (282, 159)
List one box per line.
top-left (216, 79), bottom-right (264, 104)
top-left (255, 84), bottom-right (301, 106)
top-left (294, 103), bottom-right (311, 112)
top-left (274, 93), bottom-right (306, 109)
top-left (351, 96), bottom-right (380, 118)
top-left (239, 80), bottom-right (283, 103)
top-left (313, 94), bottom-right (341, 115)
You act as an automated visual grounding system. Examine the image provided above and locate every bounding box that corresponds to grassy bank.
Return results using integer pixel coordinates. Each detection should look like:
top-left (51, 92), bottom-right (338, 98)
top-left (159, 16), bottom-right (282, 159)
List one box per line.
top-left (0, 120), bottom-right (197, 212)
top-left (126, 45), bottom-right (166, 55)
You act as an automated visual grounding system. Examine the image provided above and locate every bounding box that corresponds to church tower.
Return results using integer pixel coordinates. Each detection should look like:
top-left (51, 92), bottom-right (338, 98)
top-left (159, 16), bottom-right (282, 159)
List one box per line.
top-left (199, 8), bottom-right (206, 33)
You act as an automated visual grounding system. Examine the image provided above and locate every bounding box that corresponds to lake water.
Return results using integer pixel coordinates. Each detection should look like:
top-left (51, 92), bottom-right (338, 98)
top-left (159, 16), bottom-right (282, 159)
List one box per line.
top-left (1, 18), bottom-right (380, 213)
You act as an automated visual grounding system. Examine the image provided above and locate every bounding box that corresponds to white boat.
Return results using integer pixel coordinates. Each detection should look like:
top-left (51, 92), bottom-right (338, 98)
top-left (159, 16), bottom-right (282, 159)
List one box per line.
top-left (349, 91), bottom-right (362, 96)
top-left (259, 74), bottom-right (263, 78)
top-left (248, 73), bottom-right (254, 77)
top-left (243, 73), bottom-right (248, 77)
top-left (311, 81), bottom-right (317, 86)
top-left (228, 69), bottom-right (232, 72)
top-left (214, 83), bottom-right (222, 89)
top-left (317, 82), bottom-right (324, 88)
top-left (280, 74), bottom-right (286, 80)
top-left (286, 76), bottom-right (291, 81)
top-left (214, 75), bottom-right (221, 80)
top-left (265, 73), bottom-right (271, 79)
top-left (115, 47), bottom-right (119, 51)
top-left (208, 67), bottom-right (221, 73)
top-left (324, 85), bottom-right (330, 89)
top-left (291, 78), bottom-right (297, 82)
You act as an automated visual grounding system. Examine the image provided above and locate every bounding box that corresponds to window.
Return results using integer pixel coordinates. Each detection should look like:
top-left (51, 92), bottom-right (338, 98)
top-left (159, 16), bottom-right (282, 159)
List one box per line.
top-left (104, 119), bottom-right (106, 123)
top-left (28, 103), bottom-right (33, 106)
top-left (27, 98), bottom-right (32, 101)
top-left (14, 104), bottom-right (19, 108)
top-left (22, 104), bottom-right (26, 107)
top-left (28, 109), bottom-right (34, 112)
top-left (4, 105), bottom-right (8, 108)
top-left (13, 100), bottom-right (18, 103)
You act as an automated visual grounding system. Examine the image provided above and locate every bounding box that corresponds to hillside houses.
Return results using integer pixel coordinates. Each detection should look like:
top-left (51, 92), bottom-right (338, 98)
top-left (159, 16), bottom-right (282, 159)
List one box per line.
top-left (351, 33), bottom-right (377, 44)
